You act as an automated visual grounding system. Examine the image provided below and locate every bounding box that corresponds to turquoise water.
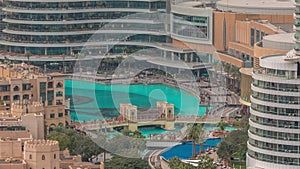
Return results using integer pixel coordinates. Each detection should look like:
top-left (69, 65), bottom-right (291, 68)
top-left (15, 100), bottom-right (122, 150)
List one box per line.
top-left (204, 125), bottom-right (236, 131)
top-left (139, 126), bottom-right (181, 137)
top-left (65, 79), bottom-right (207, 122)
top-left (160, 138), bottom-right (222, 160)
top-left (140, 127), bottom-right (170, 137)
top-left (139, 125), bottom-right (235, 137)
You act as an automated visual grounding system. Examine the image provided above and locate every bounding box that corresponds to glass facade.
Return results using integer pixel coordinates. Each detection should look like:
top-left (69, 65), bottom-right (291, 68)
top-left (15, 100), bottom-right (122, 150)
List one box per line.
top-left (249, 0), bottom-right (300, 159)
top-left (1, 0), bottom-right (167, 55)
top-left (172, 13), bottom-right (209, 39)
top-left (249, 59), bottom-right (300, 167)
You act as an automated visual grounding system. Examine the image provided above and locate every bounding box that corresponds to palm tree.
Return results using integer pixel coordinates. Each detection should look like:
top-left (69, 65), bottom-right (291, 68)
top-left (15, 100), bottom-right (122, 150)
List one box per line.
top-left (197, 156), bottom-right (217, 169)
top-left (24, 51), bottom-right (32, 66)
top-left (217, 119), bottom-right (228, 132)
top-left (187, 123), bottom-right (204, 158)
top-left (230, 65), bottom-right (241, 92)
top-left (104, 56), bottom-right (111, 77)
top-left (115, 56), bottom-right (124, 67)
top-left (62, 54), bottom-right (66, 73)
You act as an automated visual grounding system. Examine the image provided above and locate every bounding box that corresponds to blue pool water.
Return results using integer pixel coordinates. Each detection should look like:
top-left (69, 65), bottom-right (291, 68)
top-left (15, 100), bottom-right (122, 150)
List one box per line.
top-left (65, 79), bottom-right (209, 122)
top-left (160, 138), bottom-right (222, 160)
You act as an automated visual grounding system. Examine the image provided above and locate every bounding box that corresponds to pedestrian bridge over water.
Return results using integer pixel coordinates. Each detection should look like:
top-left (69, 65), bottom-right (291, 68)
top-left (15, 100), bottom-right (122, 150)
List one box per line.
top-left (76, 101), bottom-right (219, 132)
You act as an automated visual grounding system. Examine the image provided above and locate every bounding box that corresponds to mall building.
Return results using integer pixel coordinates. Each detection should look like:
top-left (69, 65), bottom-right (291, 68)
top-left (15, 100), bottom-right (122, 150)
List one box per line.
top-left (0, 0), bottom-right (219, 76)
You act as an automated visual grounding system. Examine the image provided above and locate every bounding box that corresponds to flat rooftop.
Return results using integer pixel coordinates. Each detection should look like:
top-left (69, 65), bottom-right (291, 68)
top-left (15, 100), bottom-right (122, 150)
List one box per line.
top-left (217, 0), bottom-right (294, 14)
top-left (263, 33), bottom-right (294, 44)
top-left (176, 1), bottom-right (214, 8)
top-left (262, 33), bottom-right (295, 51)
top-left (239, 68), bottom-right (253, 76)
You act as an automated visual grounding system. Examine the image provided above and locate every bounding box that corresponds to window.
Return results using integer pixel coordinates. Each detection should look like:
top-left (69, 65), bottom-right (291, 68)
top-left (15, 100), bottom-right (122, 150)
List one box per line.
top-left (223, 19), bottom-right (227, 50)
top-left (58, 112), bottom-right (63, 117)
top-left (3, 95), bottom-right (10, 100)
top-left (256, 30), bottom-right (261, 43)
top-left (50, 114), bottom-right (55, 118)
top-left (54, 154), bottom-right (56, 159)
top-left (48, 82), bottom-right (53, 88)
top-left (42, 155), bottom-right (45, 160)
top-left (13, 86), bottom-right (20, 91)
top-left (48, 100), bottom-right (53, 106)
top-left (22, 84), bottom-right (31, 90)
top-left (56, 100), bottom-right (63, 105)
top-left (56, 91), bottom-right (63, 97)
top-left (13, 95), bottom-right (20, 100)
top-left (250, 28), bottom-right (255, 46)
top-left (56, 82), bottom-right (63, 88)
top-left (29, 154), bottom-right (32, 159)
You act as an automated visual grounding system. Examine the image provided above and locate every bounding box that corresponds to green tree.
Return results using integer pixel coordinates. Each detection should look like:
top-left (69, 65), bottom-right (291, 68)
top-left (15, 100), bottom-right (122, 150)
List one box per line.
top-left (116, 55), bottom-right (124, 64)
top-left (24, 51), bottom-right (32, 66)
top-left (216, 141), bottom-right (235, 166)
top-left (104, 56), bottom-right (112, 76)
top-left (197, 156), bottom-right (217, 169)
top-left (217, 119), bottom-right (228, 132)
top-left (187, 124), bottom-right (204, 158)
top-left (62, 54), bottom-right (66, 73)
top-left (217, 130), bottom-right (248, 167)
top-left (132, 130), bottom-right (145, 138)
top-left (121, 127), bottom-right (130, 136)
top-left (104, 156), bottom-right (150, 169)
top-left (169, 156), bottom-right (217, 169)
top-left (169, 157), bottom-right (195, 169)
top-left (47, 126), bottom-right (104, 161)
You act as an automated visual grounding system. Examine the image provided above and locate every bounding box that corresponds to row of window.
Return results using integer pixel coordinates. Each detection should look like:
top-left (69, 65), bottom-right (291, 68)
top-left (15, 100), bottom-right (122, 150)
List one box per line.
top-left (252, 91), bottom-right (300, 104)
top-left (3, 32), bottom-right (166, 44)
top-left (173, 13), bottom-right (208, 24)
top-left (249, 138), bottom-right (300, 154)
top-left (249, 126), bottom-right (300, 141)
top-left (228, 48), bottom-right (254, 67)
top-left (250, 114), bottom-right (299, 129)
top-left (8, 1), bottom-right (166, 10)
top-left (248, 149), bottom-right (300, 166)
top-left (173, 23), bottom-right (208, 39)
top-left (7, 22), bottom-right (165, 32)
top-left (49, 112), bottom-right (64, 119)
top-left (250, 28), bottom-right (268, 47)
top-left (253, 79), bottom-right (300, 92)
top-left (0, 94), bottom-right (30, 101)
top-left (0, 84), bottom-right (31, 92)
top-left (29, 153), bottom-right (56, 160)
top-left (251, 103), bottom-right (299, 117)
top-left (254, 67), bottom-right (297, 79)
top-left (7, 11), bottom-right (159, 21)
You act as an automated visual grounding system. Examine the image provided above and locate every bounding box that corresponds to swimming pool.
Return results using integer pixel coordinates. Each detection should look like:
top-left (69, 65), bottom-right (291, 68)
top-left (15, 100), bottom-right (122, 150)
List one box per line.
top-left (160, 138), bottom-right (222, 160)
top-left (65, 79), bottom-right (209, 122)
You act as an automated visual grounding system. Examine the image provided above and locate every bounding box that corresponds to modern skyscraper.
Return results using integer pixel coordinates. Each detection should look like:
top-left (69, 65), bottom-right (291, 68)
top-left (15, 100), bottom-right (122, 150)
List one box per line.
top-left (247, 1), bottom-right (300, 168)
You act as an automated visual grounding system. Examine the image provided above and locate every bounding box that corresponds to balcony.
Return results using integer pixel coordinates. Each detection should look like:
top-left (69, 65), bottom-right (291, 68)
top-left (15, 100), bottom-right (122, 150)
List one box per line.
top-left (250, 116), bottom-right (299, 129)
top-left (251, 107), bottom-right (299, 117)
top-left (252, 82), bottom-right (300, 92)
top-left (249, 129), bottom-right (300, 142)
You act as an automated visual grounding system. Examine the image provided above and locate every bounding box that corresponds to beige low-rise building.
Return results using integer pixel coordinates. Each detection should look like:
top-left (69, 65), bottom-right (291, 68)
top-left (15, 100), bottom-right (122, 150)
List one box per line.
top-left (0, 63), bottom-right (70, 132)
top-left (0, 138), bottom-right (100, 169)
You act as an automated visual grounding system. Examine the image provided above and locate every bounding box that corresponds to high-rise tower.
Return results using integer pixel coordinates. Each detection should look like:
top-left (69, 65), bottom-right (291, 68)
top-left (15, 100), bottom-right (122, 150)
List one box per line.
top-left (247, 1), bottom-right (300, 169)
